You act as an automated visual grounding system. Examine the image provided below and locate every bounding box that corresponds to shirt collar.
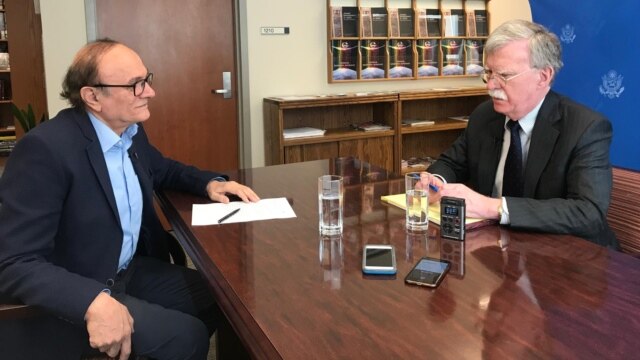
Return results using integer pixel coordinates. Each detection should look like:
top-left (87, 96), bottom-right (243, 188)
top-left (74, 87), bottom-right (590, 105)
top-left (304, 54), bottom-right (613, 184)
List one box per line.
top-left (504, 96), bottom-right (546, 137)
top-left (87, 111), bottom-right (139, 153)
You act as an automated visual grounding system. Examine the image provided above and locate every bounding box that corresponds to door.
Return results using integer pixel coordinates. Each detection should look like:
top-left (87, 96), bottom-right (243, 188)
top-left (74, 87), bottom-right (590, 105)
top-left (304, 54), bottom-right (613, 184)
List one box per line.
top-left (96, 0), bottom-right (239, 171)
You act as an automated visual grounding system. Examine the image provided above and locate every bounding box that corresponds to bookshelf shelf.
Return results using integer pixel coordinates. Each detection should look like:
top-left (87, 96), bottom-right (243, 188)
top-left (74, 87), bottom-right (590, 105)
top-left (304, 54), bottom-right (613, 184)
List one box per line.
top-left (264, 87), bottom-right (489, 173)
top-left (0, 2), bottom-right (11, 143)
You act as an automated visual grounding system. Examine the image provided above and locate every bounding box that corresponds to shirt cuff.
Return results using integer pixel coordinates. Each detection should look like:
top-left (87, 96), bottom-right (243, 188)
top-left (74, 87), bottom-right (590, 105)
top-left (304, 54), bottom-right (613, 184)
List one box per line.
top-left (211, 176), bottom-right (226, 182)
top-left (499, 197), bottom-right (510, 225)
top-left (431, 173), bottom-right (447, 184)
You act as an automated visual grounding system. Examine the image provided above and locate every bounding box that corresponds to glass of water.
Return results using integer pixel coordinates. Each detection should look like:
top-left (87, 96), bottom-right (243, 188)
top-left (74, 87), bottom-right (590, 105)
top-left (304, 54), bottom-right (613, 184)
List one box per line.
top-left (405, 172), bottom-right (429, 231)
top-left (318, 175), bottom-right (344, 234)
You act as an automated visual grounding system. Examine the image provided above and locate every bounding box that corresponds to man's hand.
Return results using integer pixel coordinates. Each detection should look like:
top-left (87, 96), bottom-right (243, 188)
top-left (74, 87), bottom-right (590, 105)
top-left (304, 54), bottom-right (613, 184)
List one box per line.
top-left (419, 172), bottom-right (445, 204)
top-left (85, 292), bottom-right (134, 360)
top-left (439, 183), bottom-right (501, 220)
top-left (206, 180), bottom-right (260, 203)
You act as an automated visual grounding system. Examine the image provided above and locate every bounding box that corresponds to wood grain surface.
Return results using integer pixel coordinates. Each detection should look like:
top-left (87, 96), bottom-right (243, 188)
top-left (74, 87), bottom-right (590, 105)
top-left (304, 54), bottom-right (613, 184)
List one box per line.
top-left (158, 158), bottom-right (640, 360)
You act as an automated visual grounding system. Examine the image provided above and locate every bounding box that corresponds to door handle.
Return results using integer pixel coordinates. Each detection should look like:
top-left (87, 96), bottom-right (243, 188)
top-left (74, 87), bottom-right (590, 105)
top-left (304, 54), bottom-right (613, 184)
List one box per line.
top-left (212, 71), bottom-right (232, 99)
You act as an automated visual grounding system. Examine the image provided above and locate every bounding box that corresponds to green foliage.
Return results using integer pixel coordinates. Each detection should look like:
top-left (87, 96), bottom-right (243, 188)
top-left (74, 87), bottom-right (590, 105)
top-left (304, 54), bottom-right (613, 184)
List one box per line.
top-left (11, 103), bottom-right (47, 133)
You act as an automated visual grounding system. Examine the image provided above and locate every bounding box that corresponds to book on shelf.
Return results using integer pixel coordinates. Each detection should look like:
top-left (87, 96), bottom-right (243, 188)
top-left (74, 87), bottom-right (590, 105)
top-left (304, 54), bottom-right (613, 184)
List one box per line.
top-left (464, 39), bottom-right (485, 75)
top-left (331, 40), bottom-right (359, 81)
top-left (0, 137), bottom-right (15, 153)
top-left (386, 8), bottom-right (413, 37)
top-left (380, 193), bottom-right (495, 229)
top-left (402, 156), bottom-right (436, 173)
top-left (331, 6), bottom-right (359, 38)
top-left (397, 8), bottom-right (414, 37)
top-left (402, 119), bottom-right (435, 127)
top-left (443, 9), bottom-right (465, 37)
top-left (417, 9), bottom-right (441, 37)
top-left (474, 9), bottom-right (488, 37)
top-left (416, 39), bottom-right (440, 77)
top-left (283, 127), bottom-right (326, 139)
top-left (360, 40), bottom-right (386, 79)
top-left (448, 115), bottom-right (469, 122)
top-left (371, 7), bottom-right (388, 37)
top-left (389, 39), bottom-right (413, 78)
top-left (352, 121), bottom-right (391, 132)
top-left (442, 38), bottom-right (464, 76)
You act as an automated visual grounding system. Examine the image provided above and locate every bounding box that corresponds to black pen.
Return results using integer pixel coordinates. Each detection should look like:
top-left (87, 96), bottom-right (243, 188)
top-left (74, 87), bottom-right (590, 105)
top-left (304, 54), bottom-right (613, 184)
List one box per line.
top-left (218, 208), bottom-right (240, 224)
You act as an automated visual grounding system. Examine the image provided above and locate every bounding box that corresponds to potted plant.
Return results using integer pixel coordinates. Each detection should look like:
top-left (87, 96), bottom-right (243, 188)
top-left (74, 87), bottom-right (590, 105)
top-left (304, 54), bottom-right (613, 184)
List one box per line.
top-left (11, 103), bottom-right (47, 133)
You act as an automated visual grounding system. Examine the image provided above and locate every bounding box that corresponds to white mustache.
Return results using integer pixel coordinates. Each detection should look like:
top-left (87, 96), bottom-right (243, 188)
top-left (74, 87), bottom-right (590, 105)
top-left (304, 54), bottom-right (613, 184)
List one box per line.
top-left (489, 89), bottom-right (508, 101)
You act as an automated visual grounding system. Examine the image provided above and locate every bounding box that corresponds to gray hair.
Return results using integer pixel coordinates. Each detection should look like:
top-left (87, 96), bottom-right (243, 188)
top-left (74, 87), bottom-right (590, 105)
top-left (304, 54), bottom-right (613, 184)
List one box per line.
top-left (486, 19), bottom-right (563, 75)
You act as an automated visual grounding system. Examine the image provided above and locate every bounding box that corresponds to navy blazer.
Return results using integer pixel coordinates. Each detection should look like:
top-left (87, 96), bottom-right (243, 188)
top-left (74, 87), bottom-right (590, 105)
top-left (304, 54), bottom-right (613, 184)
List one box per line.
top-left (0, 107), bottom-right (224, 325)
top-left (429, 91), bottom-right (617, 248)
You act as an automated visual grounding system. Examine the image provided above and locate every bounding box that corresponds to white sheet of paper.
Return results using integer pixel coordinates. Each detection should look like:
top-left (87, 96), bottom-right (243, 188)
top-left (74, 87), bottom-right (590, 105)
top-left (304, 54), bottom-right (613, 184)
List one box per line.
top-left (191, 197), bottom-right (296, 226)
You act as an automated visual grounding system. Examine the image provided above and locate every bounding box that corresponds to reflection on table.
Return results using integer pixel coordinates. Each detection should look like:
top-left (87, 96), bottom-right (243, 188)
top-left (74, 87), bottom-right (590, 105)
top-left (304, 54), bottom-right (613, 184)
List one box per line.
top-left (158, 158), bottom-right (640, 360)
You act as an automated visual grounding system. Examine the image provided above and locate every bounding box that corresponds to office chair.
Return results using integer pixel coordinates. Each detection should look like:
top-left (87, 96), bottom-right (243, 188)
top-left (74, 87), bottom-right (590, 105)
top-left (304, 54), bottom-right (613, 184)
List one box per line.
top-left (608, 167), bottom-right (640, 256)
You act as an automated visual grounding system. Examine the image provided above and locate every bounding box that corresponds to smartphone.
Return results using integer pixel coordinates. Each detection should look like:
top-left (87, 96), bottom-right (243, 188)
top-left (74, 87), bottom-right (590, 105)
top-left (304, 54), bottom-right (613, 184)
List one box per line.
top-left (362, 244), bottom-right (397, 275)
top-left (404, 257), bottom-right (450, 288)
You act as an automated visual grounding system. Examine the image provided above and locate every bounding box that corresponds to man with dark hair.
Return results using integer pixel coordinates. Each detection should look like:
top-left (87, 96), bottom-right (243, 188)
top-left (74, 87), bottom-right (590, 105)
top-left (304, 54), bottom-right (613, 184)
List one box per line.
top-left (422, 19), bottom-right (617, 248)
top-left (0, 39), bottom-right (259, 359)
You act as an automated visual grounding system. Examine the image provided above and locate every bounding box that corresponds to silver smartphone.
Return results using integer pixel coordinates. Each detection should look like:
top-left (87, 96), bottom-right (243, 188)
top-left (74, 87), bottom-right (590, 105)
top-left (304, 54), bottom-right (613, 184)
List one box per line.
top-left (362, 244), bottom-right (397, 275)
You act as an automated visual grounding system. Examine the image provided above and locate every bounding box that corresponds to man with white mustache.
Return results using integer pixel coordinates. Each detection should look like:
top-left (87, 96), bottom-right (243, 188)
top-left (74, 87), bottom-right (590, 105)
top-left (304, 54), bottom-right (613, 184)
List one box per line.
top-left (422, 19), bottom-right (617, 249)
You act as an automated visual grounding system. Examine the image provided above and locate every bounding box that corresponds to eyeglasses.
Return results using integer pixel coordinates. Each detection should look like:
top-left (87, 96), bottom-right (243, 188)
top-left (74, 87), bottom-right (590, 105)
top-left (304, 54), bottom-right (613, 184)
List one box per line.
top-left (480, 68), bottom-right (534, 86)
top-left (93, 73), bottom-right (153, 96)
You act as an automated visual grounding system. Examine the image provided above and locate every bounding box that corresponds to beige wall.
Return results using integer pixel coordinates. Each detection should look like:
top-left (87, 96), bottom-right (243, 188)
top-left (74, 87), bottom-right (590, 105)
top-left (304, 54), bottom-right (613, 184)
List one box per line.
top-left (241, 0), bottom-right (531, 167)
top-left (40, 0), bottom-right (87, 116)
top-left (40, 0), bottom-right (531, 167)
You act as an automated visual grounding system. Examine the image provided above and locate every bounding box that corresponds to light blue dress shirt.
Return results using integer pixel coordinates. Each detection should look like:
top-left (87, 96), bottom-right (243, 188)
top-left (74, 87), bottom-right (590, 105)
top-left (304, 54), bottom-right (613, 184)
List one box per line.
top-left (88, 112), bottom-right (143, 272)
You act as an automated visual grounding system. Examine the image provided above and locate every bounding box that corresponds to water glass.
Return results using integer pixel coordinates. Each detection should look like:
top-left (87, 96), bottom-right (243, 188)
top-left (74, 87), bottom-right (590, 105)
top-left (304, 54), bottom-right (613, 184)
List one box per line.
top-left (405, 172), bottom-right (429, 231)
top-left (318, 175), bottom-right (344, 234)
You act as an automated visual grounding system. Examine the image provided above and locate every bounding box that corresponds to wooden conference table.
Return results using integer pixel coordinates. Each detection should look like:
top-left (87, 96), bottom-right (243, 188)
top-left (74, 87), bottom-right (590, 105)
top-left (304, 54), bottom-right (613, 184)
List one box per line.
top-left (157, 158), bottom-right (640, 359)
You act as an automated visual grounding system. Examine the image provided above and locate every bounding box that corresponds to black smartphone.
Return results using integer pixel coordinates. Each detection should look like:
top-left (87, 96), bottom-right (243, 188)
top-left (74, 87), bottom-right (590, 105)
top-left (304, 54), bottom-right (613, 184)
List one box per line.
top-left (404, 257), bottom-right (450, 288)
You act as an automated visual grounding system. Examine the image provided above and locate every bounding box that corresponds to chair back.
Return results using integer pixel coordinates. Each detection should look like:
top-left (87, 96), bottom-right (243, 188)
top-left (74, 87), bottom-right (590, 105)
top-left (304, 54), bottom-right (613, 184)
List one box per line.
top-left (607, 167), bottom-right (640, 255)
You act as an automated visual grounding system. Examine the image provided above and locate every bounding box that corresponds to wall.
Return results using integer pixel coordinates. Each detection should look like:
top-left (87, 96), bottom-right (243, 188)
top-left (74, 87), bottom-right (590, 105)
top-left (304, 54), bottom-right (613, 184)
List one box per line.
top-left (241, 0), bottom-right (531, 167)
top-left (40, 0), bottom-right (87, 116)
top-left (39, 0), bottom-right (531, 167)
top-left (529, 0), bottom-right (639, 170)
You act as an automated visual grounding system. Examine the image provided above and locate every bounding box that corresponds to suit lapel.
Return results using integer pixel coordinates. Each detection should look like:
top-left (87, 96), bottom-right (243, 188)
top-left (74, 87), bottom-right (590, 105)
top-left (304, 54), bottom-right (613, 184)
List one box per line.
top-left (478, 113), bottom-right (506, 195)
top-left (524, 91), bottom-right (560, 197)
top-left (74, 111), bottom-right (121, 225)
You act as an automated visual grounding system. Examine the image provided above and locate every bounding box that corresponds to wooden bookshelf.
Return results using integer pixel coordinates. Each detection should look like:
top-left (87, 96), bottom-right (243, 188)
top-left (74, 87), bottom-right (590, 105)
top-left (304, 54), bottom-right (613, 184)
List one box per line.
top-left (264, 87), bottom-right (489, 173)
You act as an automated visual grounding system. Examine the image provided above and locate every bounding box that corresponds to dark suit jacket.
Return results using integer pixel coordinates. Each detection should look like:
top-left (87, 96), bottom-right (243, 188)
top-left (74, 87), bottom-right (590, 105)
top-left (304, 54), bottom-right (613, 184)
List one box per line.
top-left (0, 107), bottom-right (225, 326)
top-left (428, 91), bottom-right (617, 248)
